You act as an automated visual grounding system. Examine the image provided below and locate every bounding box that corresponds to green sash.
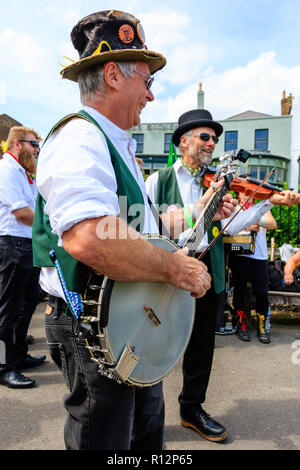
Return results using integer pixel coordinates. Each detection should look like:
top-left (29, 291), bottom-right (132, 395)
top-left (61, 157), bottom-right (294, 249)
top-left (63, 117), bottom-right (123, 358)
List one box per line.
top-left (32, 110), bottom-right (145, 294)
top-left (156, 166), bottom-right (225, 294)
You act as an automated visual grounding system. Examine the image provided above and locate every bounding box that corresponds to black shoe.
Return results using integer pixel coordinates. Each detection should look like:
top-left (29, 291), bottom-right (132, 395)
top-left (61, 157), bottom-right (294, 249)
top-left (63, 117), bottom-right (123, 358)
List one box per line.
top-left (235, 310), bottom-right (251, 342)
top-left (19, 354), bottom-right (46, 370)
top-left (26, 335), bottom-right (35, 344)
top-left (0, 369), bottom-right (36, 389)
top-left (180, 407), bottom-right (228, 442)
top-left (257, 314), bottom-right (271, 344)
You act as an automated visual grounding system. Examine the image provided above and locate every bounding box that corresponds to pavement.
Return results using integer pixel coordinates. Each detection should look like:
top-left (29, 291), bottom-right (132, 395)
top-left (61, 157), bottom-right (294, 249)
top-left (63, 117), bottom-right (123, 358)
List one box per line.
top-left (1, 301), bottom-right (300, 451)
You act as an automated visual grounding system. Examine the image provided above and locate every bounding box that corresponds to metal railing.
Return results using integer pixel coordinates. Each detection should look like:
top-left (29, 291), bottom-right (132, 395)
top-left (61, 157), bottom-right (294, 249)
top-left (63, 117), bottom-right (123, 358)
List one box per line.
top-left (269, 204), bottom-right (300, 247)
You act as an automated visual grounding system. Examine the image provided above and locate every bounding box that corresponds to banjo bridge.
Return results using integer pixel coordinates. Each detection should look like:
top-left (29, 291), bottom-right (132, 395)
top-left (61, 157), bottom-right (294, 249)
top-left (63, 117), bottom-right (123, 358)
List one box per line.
top-left (144, 305), bottom-right (161, 327)
top-left (97, 343), bottom-right (140, 384)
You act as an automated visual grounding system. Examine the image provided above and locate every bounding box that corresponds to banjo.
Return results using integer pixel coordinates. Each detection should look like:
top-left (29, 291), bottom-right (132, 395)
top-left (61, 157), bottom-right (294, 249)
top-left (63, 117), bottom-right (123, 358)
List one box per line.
top-left (73, 150), bottom-right (249, 387)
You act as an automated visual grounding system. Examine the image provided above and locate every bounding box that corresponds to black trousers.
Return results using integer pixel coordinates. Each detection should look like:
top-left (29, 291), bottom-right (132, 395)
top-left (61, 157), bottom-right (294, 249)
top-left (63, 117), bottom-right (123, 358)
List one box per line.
top-left (179, 254), bottom-right (224, 411)
top-left (229, 255), bottom-right (269, 316)
top-left (45, 297), bottom-right (165, 450)
top-left (0, 236), bottom-right (41, 373)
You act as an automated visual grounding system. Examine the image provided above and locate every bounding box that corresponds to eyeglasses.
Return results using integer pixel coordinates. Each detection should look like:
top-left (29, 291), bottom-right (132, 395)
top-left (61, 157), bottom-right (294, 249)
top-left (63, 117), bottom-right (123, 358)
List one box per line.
top-left (134, 70), bottom-right (154, 90)
top-left (19, 140), bottom-right (40, 150)
top-left (191, 133), bottom-right (219, 144)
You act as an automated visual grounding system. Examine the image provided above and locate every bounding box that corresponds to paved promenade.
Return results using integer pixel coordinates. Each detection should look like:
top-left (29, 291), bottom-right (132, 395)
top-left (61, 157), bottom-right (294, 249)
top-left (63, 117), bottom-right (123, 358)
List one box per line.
top-left (1, 301), bottom-right (300, 451)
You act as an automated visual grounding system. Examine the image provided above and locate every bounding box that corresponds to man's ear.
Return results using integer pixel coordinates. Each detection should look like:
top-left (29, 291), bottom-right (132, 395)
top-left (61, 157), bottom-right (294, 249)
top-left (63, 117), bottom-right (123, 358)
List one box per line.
top-left (180, 135), bottom-right (189, 151)
top-left (104, 62), bottom-right (123, 91)
top-left (13, 139), bottom-right (22, 151)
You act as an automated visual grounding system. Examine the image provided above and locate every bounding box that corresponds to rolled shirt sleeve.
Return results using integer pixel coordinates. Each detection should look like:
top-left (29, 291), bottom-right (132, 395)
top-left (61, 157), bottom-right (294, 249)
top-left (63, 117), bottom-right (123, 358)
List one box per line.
top-left (36, 118), bottom-right (120, 244)
top-left (222, 199), bottom-right (274, 236)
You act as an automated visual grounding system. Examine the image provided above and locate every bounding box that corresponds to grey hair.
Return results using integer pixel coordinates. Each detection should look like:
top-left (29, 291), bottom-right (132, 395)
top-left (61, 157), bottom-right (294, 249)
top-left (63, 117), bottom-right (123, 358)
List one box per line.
top-left (178, 130), bottom-right (193, 153)
top-left (78, 61), bottom-right (137, 104)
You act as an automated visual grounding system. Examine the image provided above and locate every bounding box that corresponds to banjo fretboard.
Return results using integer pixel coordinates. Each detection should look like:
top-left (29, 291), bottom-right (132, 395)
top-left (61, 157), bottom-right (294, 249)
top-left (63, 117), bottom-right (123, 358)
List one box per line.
top-left (184, 173), bottom-right (234, 256)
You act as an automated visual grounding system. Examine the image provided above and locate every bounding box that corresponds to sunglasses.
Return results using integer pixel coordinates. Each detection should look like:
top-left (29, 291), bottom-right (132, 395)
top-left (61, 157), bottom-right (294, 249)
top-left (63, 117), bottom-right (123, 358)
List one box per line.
top-left (134, 70), bottom-right (154, 90)
top-left (191, 133), bottom-right (219, 144)
top-left (19, 139), bottom-right (40, 150)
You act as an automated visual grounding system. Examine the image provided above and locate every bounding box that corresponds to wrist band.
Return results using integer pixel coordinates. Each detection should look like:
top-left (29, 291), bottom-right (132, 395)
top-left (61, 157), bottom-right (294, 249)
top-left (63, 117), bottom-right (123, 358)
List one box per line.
top-left (189, 204), bottom-right (198, 221)
top-left (183, 206), bottom-right (195, 228)
top-left (261, 217), bottom-right (264, 227)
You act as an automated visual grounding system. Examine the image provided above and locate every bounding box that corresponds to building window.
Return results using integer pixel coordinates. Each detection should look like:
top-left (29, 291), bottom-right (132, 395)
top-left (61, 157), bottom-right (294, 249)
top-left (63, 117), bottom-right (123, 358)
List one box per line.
top-left (224, 131), bottom-right (238, 151)
top-left (132, 134), bottom-right (144, 153)
top-left (249, 166), bottom-right (258, 178)
top-left (260, 166), bottom-right (275, 183)
top-left (164, 133), bottom-right (172, 153)
top-left (276, 168), bottom-right (287, 186)
top-left (255, 129), bottom-right (269, 151)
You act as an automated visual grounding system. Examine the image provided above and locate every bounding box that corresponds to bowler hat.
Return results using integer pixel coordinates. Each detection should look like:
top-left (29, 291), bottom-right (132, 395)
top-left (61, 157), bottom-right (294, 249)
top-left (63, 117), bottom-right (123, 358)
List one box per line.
top-left (61, 10), bottom-right (166, 82)
top-left (172, 109), bottom-right (223, 147)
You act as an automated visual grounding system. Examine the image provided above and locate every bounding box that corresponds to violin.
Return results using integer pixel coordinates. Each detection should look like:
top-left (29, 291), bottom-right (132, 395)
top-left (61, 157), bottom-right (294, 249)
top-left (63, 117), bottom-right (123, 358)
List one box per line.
top-left (203, 171), bottom-right (281, 201)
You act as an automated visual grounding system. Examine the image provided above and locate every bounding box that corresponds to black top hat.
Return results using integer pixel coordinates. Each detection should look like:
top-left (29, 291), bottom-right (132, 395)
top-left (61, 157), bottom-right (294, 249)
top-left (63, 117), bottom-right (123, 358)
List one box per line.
top-left (61, 10), bottom-right (166, 82)
top-left (172, 109), bottom-right (223, 147)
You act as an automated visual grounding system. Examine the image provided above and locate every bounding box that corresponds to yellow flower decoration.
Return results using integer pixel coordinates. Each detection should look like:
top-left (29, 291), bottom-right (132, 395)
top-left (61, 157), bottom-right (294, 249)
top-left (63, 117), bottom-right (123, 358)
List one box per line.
top-left (1, 141), bottom-right (7, 153)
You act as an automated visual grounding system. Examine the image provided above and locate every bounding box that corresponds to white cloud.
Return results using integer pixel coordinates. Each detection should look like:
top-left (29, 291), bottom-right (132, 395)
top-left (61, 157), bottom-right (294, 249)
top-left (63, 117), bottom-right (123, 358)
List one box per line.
top-left (163, 44), bottom-right (210, 85)
top-left (0, 29), bottom-right (46, 74)
top-left (140, 10), bottom-right (189, 51)
top-left (144, 51), bottom-right (300, 123)
top-left (59, 41), bottom-right (79, 65)
top-left (204, 52), bottom-right (300, 119)
top-left (135, 9), bottom-right (214, 86)
top-left (0, 81), bottom-right (5, 104)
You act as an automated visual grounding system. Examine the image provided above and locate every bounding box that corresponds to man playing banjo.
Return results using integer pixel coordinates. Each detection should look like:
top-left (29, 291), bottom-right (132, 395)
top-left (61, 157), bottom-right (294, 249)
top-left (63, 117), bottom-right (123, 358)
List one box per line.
top-left (33, 10), bottom-right (237, 450)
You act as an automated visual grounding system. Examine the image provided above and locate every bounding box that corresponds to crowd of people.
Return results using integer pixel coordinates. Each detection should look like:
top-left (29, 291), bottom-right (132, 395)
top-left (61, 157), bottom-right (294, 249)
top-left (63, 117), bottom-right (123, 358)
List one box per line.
top-left (1, 9), bottom-right (300, 451)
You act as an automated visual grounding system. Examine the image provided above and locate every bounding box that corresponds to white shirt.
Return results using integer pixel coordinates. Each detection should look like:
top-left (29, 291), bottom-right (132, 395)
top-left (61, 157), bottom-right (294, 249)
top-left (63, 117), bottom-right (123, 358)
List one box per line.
top-left (240, 226), bottom-right (268, 260)
top-left (145, 158), bottom-right (274, 249)
top-left (0, 153), bottom-right (36, 238)
top-left (146, 158), bottom-right (209, 249)
top-left (230, 203), bottom-right (270, 260)
top-left (36, 106), bottom-right (159, 298)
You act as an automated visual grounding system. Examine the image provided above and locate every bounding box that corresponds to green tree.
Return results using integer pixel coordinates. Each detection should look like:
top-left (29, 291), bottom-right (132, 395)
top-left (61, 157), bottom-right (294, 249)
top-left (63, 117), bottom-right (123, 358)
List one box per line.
top-left (267, 204), bottom-right (300, 248)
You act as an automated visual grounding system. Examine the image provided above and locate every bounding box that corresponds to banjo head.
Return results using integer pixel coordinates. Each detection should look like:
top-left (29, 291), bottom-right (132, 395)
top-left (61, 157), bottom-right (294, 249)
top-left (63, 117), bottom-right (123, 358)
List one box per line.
top-left (97, 236), bottom-right (196, 386)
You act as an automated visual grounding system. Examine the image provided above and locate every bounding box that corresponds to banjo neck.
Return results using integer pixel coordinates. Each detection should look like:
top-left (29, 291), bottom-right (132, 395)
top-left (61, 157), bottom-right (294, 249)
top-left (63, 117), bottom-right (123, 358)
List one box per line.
top-left (184, 173), bottom-right (234, 257)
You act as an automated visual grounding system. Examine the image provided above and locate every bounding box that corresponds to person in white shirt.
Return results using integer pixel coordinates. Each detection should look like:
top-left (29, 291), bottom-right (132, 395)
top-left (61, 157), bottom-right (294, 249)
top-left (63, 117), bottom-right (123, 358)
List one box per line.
top-left (146, 108), bottom-right (300, 443)
top-left (33, 11), bottom-right (238, 451)
top-left (0, 126), bottom-right (45, 390)
top-left (228, 193), bottom-right (277, 343)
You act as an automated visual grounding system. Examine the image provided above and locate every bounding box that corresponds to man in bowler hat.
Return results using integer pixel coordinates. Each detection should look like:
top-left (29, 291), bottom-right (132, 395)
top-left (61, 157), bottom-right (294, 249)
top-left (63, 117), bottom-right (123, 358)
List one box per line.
top-left (146, 108), bottom-right (300, 442)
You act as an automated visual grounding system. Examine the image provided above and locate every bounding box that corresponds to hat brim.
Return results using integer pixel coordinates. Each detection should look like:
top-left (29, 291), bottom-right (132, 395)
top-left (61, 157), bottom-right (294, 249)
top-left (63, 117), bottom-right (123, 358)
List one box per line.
top-left (61, 49), bottom-right (166, 82)
top-left (172, 119), bottom-right (223, 147)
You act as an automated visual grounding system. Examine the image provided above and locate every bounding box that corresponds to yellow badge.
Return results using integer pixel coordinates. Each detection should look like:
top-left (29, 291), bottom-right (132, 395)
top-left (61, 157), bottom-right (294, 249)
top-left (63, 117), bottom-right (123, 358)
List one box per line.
top-left (212, 226), bottom-right (219, 237)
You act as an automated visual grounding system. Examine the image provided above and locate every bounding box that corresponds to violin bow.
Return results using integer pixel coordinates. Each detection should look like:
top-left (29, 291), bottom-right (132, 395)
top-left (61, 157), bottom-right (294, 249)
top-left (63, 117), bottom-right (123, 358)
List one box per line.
top-left (198, 167), bottom-right (275, 260)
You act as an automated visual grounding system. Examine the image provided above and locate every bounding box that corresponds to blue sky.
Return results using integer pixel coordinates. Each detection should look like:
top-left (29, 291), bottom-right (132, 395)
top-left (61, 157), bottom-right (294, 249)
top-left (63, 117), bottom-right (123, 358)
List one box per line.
top-left (1, 0), bottom-right (300, 137)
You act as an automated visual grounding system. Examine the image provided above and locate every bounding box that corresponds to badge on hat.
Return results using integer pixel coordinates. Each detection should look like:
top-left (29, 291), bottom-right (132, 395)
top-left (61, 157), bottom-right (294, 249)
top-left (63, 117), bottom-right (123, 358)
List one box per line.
top-left (60, 10), bottom-right (166, 82)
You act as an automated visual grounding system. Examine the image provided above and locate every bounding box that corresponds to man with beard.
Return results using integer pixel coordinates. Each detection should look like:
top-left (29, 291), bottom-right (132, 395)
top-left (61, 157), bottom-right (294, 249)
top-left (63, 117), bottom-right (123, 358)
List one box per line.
top-left (0, 126), bottom-right (45, 389)
top-left (146, 108), bottom-right (300, 442)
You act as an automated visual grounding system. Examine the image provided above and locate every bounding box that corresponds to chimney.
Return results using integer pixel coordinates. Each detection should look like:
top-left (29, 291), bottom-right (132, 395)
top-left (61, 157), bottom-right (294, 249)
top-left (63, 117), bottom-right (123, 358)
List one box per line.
top-left (197, 82), bottom-right (204, 109)
top-left (281, 90), bottom-right (294, 115)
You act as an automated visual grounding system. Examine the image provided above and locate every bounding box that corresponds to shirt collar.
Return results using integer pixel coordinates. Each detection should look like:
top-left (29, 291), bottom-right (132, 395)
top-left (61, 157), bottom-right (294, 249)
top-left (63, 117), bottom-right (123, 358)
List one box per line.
top-left (3, 152), bottom-right (22, 169)
top-left (4, 152), bottom-right (33, 184)
top-left (83, 105), bottom-right (137, 156)
top-left (84, 105), bottom-right (131, 141)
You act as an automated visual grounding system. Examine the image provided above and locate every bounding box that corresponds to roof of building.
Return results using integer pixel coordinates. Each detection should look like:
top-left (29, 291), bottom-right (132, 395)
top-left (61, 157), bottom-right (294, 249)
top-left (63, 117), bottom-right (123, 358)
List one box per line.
top-left (226, 110), bottom-right (273, 120)
top-left (0, 113), bottom-right (23, 156)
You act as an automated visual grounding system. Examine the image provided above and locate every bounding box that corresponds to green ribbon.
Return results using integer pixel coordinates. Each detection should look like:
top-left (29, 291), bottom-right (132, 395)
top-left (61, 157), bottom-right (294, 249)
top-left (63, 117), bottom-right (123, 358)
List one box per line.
top-left (167, 140), bottom-right (178, 167)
